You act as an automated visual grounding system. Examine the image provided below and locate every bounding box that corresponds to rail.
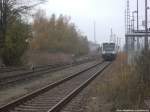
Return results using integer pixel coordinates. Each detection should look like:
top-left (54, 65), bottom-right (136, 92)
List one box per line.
top-left (0, 61), bottom-right (110, 112)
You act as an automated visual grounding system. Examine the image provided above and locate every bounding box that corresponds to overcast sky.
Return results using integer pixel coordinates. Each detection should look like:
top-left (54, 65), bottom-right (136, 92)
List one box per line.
top-left (37, 0), bottom-right (149, 45)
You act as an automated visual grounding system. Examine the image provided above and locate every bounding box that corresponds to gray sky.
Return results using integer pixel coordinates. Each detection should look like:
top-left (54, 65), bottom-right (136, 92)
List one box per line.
top-left (37, 0), bottom-right (149, 45)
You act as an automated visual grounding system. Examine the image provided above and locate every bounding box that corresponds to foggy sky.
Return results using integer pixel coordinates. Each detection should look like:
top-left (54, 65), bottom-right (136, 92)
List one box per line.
top-left (38, 0), bottom-right (149, 45)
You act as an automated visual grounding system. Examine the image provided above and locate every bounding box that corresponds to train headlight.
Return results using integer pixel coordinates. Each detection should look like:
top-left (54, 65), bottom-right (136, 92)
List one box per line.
top-left (102, 51), bottom-right (106, 54)
top-left (112, 51), bottom-right (116, 54)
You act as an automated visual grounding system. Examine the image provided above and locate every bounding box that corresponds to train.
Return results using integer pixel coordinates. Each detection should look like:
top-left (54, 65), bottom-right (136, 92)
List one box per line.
top-left (101, 42), bottom-right (117, 61)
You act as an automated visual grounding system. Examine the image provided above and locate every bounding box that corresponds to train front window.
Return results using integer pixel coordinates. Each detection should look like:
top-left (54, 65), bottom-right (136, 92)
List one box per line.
top-left (103, 43), bottom-right (115, 51)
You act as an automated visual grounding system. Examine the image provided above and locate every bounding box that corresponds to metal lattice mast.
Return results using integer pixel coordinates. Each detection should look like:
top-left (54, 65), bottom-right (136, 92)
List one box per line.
top-left (127, 0), bottom-right (130, 33)
top-left (136, 0), bottom-right (140, 49)
top-left (125, 0), bottom-right (130, 52)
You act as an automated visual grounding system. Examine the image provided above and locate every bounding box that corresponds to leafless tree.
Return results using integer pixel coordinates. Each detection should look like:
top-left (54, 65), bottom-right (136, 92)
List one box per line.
top-left (0, 0), bottom-right (46, 49)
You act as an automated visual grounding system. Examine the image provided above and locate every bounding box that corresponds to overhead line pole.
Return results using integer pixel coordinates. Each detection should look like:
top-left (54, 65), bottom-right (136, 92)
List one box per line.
top-left (94, 21), bottom-right (96, 43)
top-left (137, 0), bottom-right (140, 49)
top-left (137, 0), bottom-right (139, 30)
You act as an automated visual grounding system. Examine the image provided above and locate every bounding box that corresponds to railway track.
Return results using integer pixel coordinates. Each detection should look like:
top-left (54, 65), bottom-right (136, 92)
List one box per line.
top-left (0, 59), bottom-right (97, 86)
top-left (0, 63), bottom-right (72, 74)
top-left (0, 61), bottom-right (111, 112)
top-left (0, 57), bottom-right (95, 74)
top-left (0, 67), bottom-right (28, 73)
top-left (0, 64), bottom-right (71, 86)
top-left (0, 63), bottom-right (68, 79)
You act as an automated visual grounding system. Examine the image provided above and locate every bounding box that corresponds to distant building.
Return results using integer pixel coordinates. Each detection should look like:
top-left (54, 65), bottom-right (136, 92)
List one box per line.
top-left (88, 41), bottom-right (100, 55)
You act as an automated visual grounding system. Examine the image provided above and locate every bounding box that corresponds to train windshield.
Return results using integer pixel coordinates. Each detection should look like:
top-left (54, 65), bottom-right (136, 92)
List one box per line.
top-left (103, 43), bottom-right (115, 51)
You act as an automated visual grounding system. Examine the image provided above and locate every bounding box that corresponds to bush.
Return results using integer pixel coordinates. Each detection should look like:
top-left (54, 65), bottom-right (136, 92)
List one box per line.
top-left (95, 52), bottom-right (148, 109)
top-left (112, 51), bottom-right (150, 109)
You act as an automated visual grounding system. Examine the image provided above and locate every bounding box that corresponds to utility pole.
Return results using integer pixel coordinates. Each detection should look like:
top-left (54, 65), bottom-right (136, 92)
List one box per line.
top-left (110, 28), bottom-right (113, 42)
top-left (93, 21), bottom-right (96, 43)
top-left (132, 11), bottom-right (136, 31)
top-left (145, 0), bottom-right (148, 50)
top-left (125, 10), bottom-right (127, 33)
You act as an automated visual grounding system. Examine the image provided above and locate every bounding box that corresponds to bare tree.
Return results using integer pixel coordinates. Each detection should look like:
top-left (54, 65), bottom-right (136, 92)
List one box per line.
top-left (0, 0), bottom-right (46, 63)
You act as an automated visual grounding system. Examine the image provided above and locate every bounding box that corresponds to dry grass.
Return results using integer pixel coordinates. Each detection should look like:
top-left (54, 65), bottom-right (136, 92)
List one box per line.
top-left (74, 53), bottom-right (150, 112)
top-left (82, 52), bottom-right (147, 112)
top-left (97, 52), bottom-right (149, 110)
